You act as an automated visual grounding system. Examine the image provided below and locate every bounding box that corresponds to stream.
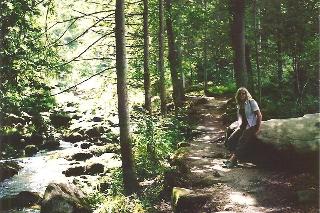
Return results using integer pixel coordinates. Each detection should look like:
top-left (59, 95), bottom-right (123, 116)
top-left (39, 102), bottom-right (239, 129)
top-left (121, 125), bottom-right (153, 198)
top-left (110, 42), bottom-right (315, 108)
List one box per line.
top-left (0, 82), bottom-right (122, 212)
top-left (0, 140), bottom-right (120, 212)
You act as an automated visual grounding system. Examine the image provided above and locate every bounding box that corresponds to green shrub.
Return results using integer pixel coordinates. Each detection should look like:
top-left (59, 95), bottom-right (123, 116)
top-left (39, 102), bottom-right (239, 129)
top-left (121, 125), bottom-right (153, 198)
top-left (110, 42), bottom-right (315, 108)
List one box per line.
top-left (133, 114), bottom-right (187, 178)
top-left (94, 195), bottom-right (145, 213)
top-left (207, 82), bottom-right (237, 95)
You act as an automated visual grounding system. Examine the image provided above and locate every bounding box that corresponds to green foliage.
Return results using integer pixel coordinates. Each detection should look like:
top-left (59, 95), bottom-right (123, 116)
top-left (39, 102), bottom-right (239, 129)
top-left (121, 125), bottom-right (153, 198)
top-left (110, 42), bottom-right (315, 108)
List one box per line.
top-left (0, 0), bottom-right (62, 136)
top-left (133, 113), bottom-right (187, 178)
top-left (207, 82), bottom-right (237, 95)
top-left (94, 194), bottom-right (145, 213)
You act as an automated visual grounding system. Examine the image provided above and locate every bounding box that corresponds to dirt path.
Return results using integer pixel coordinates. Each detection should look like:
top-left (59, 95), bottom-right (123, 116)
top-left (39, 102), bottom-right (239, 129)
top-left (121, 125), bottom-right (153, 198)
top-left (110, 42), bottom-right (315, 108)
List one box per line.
top-left (173, 96), bottom-right (318, 213)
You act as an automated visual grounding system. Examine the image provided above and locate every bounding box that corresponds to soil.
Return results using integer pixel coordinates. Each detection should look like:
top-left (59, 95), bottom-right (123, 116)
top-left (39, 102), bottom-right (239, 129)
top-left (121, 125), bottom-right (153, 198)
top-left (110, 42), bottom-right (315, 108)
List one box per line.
top-left (157, 96), bottom-right (319, 213)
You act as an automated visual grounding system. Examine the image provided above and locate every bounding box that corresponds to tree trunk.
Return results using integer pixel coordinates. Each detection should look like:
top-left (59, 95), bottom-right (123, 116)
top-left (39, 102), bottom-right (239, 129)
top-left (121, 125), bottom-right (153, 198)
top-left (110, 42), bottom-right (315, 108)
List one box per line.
top-left (230, 0), bottom-right (248, 88)
top-left (203, 0), bottom-right (208, 95)
top-left (245, 43), bottom-right (254, 93)
top-left (253, 0), bottom-right (261, 103)
top-left (115, 0), bottom-right (139, 195)
top-left (165, 0), bottom-right (182, 109)
top-left (274, 0), bottom-right (283, 92)
top-left (143, 0), bottom-right (151, 115)
top-left (159, 0), bottom-right (166, 115)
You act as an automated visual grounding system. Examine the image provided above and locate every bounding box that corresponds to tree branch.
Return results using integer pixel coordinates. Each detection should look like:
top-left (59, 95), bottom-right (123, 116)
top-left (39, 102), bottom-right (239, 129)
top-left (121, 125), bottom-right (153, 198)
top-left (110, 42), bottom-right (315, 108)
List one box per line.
top-left (52, 31), bottom-right (114, 68)
top-left (51, 66), bottom-right (116, 96)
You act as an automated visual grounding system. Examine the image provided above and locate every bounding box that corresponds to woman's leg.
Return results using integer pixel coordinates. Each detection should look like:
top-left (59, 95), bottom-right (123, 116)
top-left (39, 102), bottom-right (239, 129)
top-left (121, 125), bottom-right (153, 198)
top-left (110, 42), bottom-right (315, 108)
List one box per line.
top-left (224, 128), bottom-right (245, 167)
top-left (225, 128), bottom-right (244, 152)
top-left (235, 126), bottom-right (257, 160)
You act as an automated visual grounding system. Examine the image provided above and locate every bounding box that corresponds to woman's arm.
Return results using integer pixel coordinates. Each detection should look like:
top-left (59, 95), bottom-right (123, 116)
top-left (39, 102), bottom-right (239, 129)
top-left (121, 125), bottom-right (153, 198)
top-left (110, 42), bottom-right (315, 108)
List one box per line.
top-left (254, 110), bottom-right (262, 134)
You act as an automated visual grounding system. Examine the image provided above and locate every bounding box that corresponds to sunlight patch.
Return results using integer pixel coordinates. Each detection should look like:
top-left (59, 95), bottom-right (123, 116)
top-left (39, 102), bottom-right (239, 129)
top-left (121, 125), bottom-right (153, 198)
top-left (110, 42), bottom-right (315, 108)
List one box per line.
top-left (229, 191), bottom-right (256, 206)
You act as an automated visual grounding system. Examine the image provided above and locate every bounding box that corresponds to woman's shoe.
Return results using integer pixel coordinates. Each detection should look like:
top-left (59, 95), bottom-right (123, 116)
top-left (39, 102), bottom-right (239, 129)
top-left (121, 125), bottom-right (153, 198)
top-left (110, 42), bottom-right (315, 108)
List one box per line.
top-left (222, 160), bottom-right (238, 168)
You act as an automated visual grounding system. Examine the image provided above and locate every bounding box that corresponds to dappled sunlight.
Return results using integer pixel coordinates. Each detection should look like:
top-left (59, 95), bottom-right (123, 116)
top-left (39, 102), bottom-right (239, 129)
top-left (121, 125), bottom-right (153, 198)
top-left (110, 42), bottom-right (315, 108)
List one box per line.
top-left (229, 191), bottom-right (257, 206)
top-left (201, 135), bottom-right (211, 140)
top-left (196, 125), bottom-right (216, 131)
top-left (187, 156), bottom-right (203, 160)
top-left (191, 169), bottom-right (207, 173)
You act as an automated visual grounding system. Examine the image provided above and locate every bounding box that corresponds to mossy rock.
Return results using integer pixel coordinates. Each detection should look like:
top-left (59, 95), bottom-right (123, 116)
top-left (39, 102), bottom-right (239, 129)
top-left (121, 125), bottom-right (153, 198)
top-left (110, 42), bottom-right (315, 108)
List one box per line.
top-left (172, 187), bottom-right (211, 213)
top-left (171, 147), bottom-right (189, 161)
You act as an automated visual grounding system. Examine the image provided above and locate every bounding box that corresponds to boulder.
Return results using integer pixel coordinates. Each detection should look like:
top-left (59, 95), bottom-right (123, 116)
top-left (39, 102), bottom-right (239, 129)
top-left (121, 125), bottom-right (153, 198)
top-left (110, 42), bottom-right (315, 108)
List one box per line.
top-left (177, 142), bottom-right (190, 148)
top-left (69, 152), bottom-right (93, 161)
top-left (257, 113), bottom-right (319, 153)
top-left (24, 145), bottom-right (39, 157)
top-left (172, 187), bottom-right (211, 213)
top-left (25, 133), bottom-right (44, 146)
top-left (49, 113), bottom-right (71, 128)
top-left (80, 142), bottom-right (92, 149)
top-left (0, 161), bottom-right (22, 181)
top-left (226, 113), bottom-right (320, 170)
top-left (41, 182), bottom-right (91, 213)
top-left (1, 132), bottom-right (23, 148)
top-left (85, 163), bottom-right (104, 175)
top-left (42, 140), bottom-right (60, 150)
top-left (5, 114), bottom-right (25, 126)
top-left (85, 126), bottom-right (104, 138)
top-left (92, 116), bottom-right (103, 122)
top-left (64, 132), bottom-right (84, 143)
top-left (0, 191), bottom-right (41, 210)
top-left (63, 166), bottom-right (86, 177)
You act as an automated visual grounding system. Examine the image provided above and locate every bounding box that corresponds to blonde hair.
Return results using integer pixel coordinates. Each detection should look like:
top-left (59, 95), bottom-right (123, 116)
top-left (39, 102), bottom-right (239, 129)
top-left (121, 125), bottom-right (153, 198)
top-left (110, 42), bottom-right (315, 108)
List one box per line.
top-left (235, 87), bottom-right (252, 106)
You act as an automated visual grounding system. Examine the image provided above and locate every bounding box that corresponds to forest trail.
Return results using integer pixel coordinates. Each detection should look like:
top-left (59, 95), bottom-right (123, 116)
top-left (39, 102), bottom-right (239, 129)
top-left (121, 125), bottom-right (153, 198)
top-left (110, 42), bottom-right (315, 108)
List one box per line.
top-left (172, 96), bottom-right (318, 213)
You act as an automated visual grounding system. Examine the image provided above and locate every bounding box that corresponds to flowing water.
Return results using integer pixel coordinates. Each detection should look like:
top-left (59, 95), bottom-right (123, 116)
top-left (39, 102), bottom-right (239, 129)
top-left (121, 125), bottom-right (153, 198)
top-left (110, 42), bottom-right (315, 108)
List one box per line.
top-left (0, 141), bottom-right (120, 212)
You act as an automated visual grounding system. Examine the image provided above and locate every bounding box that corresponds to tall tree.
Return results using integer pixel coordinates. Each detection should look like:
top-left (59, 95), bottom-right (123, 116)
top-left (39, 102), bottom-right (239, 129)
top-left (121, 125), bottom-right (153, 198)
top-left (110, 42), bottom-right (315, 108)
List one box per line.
top-left (230, 0), bottom-right (248, 88)
top-left (159, 0), bottom-right (166, 115)
top-left (203, 0), bottom-right (208, 94)
top-left (165, 0), bottom-right (183, 109)
top-left (245, 43), bottom-right (254, 92)
top-left (253, 0), bottom-right (261, 103)
top-left (273, 0), bottom-right (283, 92)
top-left (143, 0), bottom-right (151, 115)
top-left (115, 0), bottom-right (139, 195)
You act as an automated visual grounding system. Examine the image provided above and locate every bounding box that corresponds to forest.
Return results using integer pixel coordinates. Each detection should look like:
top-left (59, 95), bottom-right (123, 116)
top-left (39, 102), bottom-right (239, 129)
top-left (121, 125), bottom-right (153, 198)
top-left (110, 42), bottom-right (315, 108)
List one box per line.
top-left (0, 0), bottom-right (318, 212)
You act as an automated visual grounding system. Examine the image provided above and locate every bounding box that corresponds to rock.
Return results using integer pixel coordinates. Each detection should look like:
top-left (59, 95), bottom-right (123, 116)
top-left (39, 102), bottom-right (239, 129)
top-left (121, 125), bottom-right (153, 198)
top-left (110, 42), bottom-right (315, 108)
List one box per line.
top-left (41, 182), bottom-right (91, 213)
top-left (170, 147), bottom-right (191, 174)
top-left (24, 145), bottom-right (39, 157)
top-left (72, 114), bottom-right (82, 120)
top-left (85, 126), bottom-right (104, 138)
top-left (63, 166), bottom-right (86, 177)
top-left (2, 132), bottom-right (23, 148)
top-left (80, 142), bottom-right (92, 149)
top-left (85, 163), bottom-right (104, 175)
top-left (0, 161), bottom-right (22, 181)
top-left (69, 152), bottom-right (93, 161)
top-left (0, 191), bottom-right (41, 210)
top-left (255, 113), bottom-right (320, 170)
top-left (90, 144), bottom-right (119, 156)
top-left (226, 113), bottom-right (320, 170)
top-left (64, 132), bottom-right (84, 143)
top-left (28, 133), bottom-right (44, 146)
top-left (42, 140), bottom-right (60, 150)
top-left (92, 116), bottom-right (103, 122)
top-left (172, 187), bottom-right (211, 213)
top-left (49, 113), bottom-right (71, 128)
top-left (5, 113), bottom-right (25, 126)
top-left (257, 114), bottom-right (320, 153)
top-left (177, 142), bottom-right (190, 148)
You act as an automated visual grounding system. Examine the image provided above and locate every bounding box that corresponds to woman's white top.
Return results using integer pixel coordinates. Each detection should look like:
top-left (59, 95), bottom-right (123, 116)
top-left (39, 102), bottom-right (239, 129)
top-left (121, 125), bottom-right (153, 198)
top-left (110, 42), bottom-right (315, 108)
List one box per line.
top-left (237, 99), bottom-right (260, 128)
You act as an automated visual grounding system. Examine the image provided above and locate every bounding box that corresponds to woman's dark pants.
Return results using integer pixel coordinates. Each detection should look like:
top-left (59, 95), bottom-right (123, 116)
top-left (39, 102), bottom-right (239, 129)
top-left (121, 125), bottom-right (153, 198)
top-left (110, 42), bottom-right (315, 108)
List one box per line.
top-left (225, 126), bottom-right (257, 160)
